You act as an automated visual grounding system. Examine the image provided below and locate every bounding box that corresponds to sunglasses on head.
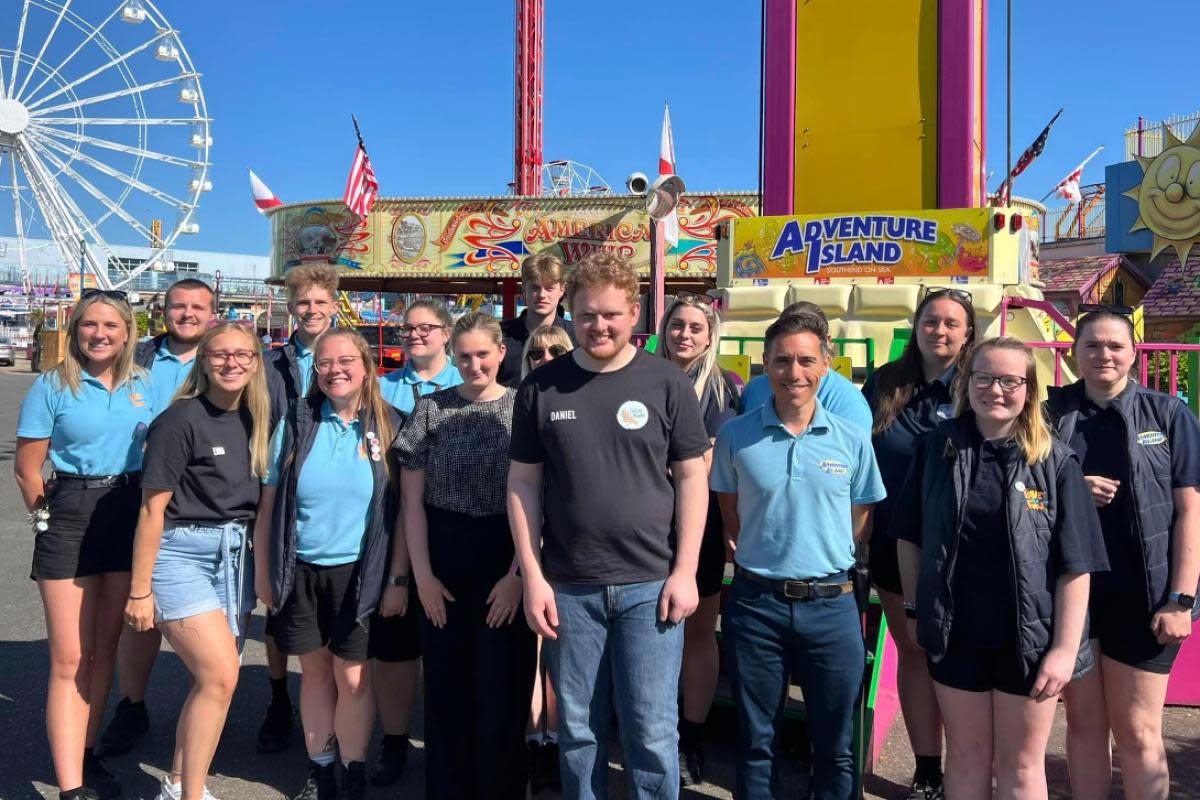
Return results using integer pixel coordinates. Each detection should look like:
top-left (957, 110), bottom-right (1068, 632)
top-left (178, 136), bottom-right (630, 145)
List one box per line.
top-left (81, 288), bottom-right (129, 303)
top-left (921, 286), bottom-right (973, 305)
top-left (1079, 303), bottom-right (1134, 316)
top-left (674, 291), bottom-right (715, 306)
top-left (528, 345), bottom-right (567, 361)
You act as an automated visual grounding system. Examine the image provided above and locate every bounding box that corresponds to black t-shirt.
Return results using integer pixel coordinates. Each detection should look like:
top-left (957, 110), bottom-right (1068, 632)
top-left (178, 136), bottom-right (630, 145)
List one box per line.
top-left (510, 348), bottom-right (712, 584)
top-left (1070, 400), bottom-right (1137, 591)
top-left (142, 396), bottom-right (260, 523)
top-left (498, 311), bottom-right (577, 388)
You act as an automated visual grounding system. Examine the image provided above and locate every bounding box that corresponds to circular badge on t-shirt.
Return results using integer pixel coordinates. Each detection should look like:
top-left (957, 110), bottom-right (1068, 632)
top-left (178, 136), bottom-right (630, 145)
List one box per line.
top-left (616, 400), bottom-right (649, 430)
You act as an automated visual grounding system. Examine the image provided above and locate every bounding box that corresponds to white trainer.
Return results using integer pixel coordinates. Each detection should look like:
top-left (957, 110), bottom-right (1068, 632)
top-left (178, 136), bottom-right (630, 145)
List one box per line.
top-left (154, 777), bottom-right (219, 800)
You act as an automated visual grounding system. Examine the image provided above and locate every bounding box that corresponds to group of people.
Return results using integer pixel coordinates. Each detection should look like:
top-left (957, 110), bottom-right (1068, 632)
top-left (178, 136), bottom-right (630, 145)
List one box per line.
top-left (14, 250), bottom-right (1198, 800)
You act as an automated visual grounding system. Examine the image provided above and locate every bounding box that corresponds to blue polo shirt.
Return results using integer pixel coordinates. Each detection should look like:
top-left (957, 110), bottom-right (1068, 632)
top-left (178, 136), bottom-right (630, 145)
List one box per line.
top-left (740, 371), bottom-right (874, 433)
top-left (379, 358), bottom-right (462, 414)
top-left (265, 401), bottom-right (373, 565)
top-left (147, 339), bottom-right (197, 414)
top-left (18, 371), bottom-right (155, 475)
top-left (295, 339), bottom-right (315, 397)
top-left (711, 398), bottom-right (886, 580)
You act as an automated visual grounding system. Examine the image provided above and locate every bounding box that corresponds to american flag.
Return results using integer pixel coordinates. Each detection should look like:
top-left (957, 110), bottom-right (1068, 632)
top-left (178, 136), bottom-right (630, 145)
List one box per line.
top-left (1053, 146), bottom-right (1104, 205)
top-left (343, 117), bottom-right (379, 219)
top-left (995, 107), bottom-right (1063, 203)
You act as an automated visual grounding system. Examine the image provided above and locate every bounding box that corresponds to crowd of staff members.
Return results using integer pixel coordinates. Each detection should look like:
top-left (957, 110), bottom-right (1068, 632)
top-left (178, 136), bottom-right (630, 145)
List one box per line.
top-left (13, 254), bottom-right (1199, 800)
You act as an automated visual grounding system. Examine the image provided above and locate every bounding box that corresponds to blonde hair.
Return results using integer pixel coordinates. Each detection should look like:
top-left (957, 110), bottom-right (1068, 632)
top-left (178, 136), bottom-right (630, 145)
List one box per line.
top-left (955, 337), bottom-right (1053, 466)
top-left (521, 253), bottom-right (567, 286)
top-left (659, 296), bottom-right (728, 410)
top-left (310, 329), bottom-right (396, 476)
top-left (284, 264), bottom-right (339, 305)
top-left (174, 323), bottom-right (272, 479)
top-left (53, 293), bottom-right (144, 395)
top-left (452, 311), bottom-right (504, 348)
top-left (521, 326), bottom-right (574, 379)
top-left (566, 251), bottom-right (639, 310)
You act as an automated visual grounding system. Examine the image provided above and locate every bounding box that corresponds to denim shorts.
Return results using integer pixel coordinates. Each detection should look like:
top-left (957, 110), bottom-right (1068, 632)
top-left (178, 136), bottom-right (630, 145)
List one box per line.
top-left (152, 520), bottom-right (254, 637)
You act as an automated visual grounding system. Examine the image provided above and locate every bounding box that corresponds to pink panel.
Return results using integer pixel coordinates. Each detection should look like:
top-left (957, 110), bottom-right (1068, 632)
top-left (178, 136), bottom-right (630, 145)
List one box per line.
top-left (1166, 629), bottom-right (1200, 706)
top-left (871, 632), bottom-right (901, 767)
top-left (761, 0), bottom-right (796, 216)
top-left (938, 0), bottom-right (981, 208)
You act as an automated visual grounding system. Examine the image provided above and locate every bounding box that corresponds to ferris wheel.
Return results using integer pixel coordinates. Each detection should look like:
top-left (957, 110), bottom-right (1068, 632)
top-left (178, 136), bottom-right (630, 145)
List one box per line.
top-left (0, 0), bottom-right (211, 290)
top-left (541, 159), bottom-right (612, 197)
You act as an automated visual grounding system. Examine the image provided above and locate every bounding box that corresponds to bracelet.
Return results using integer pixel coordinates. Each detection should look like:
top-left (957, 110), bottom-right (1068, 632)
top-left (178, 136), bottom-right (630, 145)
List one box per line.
top-left (903, 602), bottom-right (918, 619)
top-left (386, 575), bottom-right (409, 587)
top-left (129, 590), bottom-right (152, 601)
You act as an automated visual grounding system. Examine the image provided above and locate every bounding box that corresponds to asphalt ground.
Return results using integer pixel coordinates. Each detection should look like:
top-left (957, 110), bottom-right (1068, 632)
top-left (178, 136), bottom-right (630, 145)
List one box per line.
top-left (0, 357), bottom-right (1197, 799)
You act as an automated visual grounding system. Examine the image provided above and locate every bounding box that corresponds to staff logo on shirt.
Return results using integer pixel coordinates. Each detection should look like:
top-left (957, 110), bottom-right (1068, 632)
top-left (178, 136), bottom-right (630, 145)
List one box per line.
top-left (130, 392), bottom-right (145, 408)
top-left (819, 460), bottom-right (849, 476)
top-left (1023, 488), bottom-right (1047, 511)
top-left (212, 446), bottom-right (225, 456)
top-left (616, 400), bottom-right (649, 430)
top-left (1136, 430), bottom-right (1167, 446)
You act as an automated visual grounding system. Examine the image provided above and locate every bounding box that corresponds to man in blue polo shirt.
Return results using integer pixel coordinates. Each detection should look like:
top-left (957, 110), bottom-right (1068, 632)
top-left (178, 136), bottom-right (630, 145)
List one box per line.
top-left (712, 312), bottom-right (885, 800)
top-left (100, 277), bottom-right (215, 757)
top-left (739, 301), bottom-right (873, 433)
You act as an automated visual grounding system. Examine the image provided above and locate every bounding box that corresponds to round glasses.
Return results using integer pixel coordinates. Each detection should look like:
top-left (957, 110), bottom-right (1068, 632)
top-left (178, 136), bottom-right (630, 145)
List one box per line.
top-left (206, 350), bottom-right (257, 366)
top-left (399, 323), bottom-right (447, 338)
top-left (970, 372), bottom-right (1027, 393)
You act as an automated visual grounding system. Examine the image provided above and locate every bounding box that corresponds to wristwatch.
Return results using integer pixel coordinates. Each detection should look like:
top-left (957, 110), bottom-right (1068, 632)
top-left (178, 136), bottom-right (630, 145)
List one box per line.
top-left (1169, 591), bottom-right (1197, 610)
top-left (903, 601), bottom-right (918, 619)
top-left (386, 575), bottom-right (409, 588)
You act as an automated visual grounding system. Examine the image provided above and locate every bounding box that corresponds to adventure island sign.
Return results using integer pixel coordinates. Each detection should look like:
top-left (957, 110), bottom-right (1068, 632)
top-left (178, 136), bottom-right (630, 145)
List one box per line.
top-left (270, 194), bottom-right (758, 279)
top-left (728, 208), bottom-right (994, 281)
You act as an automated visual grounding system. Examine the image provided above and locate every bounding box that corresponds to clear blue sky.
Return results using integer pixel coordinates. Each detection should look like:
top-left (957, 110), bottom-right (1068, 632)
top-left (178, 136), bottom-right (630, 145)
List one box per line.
top-left (159, 0), bottom-right (1197, 255)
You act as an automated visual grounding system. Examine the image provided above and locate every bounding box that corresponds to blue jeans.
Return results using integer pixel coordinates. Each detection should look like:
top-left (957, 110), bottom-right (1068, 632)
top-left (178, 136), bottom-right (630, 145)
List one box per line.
top-left (152, 520), bottom-right (253, 637)
top-left (544, 580), bottom-right (683, 800)
top-left (724, 574), bottom-right (864, 800)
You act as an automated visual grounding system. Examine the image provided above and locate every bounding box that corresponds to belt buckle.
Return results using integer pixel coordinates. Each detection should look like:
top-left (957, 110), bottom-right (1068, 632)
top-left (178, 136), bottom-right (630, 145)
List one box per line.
top-left (782, 580), bottom-right (813, 600)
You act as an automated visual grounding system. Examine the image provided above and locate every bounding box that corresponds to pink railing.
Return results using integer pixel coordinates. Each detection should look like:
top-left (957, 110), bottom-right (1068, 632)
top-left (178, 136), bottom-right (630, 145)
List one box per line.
top-left (1020, 339), bottom-right (1200, 398)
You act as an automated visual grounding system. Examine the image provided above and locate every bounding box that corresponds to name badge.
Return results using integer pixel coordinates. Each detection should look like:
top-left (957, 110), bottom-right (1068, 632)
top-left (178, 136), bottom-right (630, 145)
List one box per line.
top-left (212, 446), bottom-right (225, 456)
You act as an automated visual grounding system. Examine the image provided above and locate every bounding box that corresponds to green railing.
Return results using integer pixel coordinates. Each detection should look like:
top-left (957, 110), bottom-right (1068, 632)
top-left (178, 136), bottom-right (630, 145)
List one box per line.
top-left (720, 336), bottom-right (877, 381)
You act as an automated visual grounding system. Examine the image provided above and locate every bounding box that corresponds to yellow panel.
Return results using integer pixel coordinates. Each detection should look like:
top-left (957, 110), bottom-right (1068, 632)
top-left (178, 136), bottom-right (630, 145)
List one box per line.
top-left (831, 356), bottom-right (853, 380)
top-left (717, 354), bottom-right (752, 385)
top-left (793, 0), bottom-right (939, 212)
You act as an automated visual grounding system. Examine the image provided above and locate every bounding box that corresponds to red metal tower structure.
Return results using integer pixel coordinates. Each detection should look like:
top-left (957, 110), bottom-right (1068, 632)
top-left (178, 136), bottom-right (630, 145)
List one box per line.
top-left (514, 0), bottom-right (544, 196)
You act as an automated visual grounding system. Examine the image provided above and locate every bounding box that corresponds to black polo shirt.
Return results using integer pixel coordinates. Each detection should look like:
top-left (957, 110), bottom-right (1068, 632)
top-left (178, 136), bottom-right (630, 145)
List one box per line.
top-left (862, 364), bottom-right (957, 540)
top-left (498, 310), bottom-right (576, 388)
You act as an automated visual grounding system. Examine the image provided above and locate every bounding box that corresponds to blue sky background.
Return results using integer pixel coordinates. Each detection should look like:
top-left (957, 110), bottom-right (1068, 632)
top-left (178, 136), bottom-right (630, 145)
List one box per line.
top-left (97, 0), bottom-right (1200, 254)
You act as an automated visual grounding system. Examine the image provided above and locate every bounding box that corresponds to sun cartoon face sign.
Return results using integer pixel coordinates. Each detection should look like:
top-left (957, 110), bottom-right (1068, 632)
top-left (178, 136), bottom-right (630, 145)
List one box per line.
top-left (1126, 125), bottom-right (1200, 262)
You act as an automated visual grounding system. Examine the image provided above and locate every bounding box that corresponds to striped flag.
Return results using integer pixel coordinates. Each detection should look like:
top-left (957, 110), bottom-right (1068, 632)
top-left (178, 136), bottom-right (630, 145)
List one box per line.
top-left (343, 117), bottom-right (379, 219)
top-left (1053, 146), bottom-right (1104, 204)
top-left (659, 103), bottom-right (679, 246)
top-left (995, 107), bottom-right (1064, 204)
top-left (248, 169), bottom-right (282, 214)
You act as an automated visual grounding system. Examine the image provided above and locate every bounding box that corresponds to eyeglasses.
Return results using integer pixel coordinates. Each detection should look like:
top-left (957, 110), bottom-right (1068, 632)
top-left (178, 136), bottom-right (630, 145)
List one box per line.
top-left (399, 323), bottom-right (447, 338)
top-left (316, 356), bottom-right (362, 373)
top-left (922, 287), bottom-right (974, 304)
top-left (528, 345), bottom-right (568, 361)
top-left (81, 288), bottom-right (130, 303)
top-left (1079, 303), bottom-right (1134, 316)
top-left (674, 291), bottom-right (715, 306)
top-left (206, 350), bottom-right (258, 367)
top-left (970, 371), bottom-right (1027, 393)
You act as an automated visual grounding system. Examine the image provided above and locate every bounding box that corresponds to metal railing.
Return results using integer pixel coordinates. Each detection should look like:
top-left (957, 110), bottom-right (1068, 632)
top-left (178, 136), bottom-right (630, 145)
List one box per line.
top-left (1019, 340), bottom-right (1200, 412)
top-left (1125, 111), bottom-right (1200, 160)
top-left (1040, 196), bottom-right (1106, 243)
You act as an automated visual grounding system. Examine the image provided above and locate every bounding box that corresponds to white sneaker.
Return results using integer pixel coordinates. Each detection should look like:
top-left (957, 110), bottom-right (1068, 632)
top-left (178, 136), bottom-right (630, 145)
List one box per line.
top-left (154, 777), bottom-right (219, 800)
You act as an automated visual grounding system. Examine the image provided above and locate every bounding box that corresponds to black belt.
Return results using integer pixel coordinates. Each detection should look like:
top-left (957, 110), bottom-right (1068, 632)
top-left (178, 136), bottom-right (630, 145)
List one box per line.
top-left (735, 565), bottom-right (854, 601)
top-left (55, 472), bottom-right (140, 489)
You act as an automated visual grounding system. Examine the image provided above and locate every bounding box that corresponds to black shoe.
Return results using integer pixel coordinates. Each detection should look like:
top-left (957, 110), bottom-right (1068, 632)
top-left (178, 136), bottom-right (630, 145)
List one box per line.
top-left (369, 734), bottom-right (410, 787)
top-left (338, 760), bottom-right (367, 800)
top-left (59, 789), bottom-right (102, 800)
top-left (678, 740), bottom-right (705, 787)
top-left (541, 741), bottom-right (562, 792)
top-left (257, 698), bottom-right (294, 754)
top-left (527, 741), bottom-right (546, 794)
top-left (98, 697), bottom-right (149, 756)
top-left (81, 750), bottom-right (121, 800)
top-left (292, 761), bottom-right (338, 800)
top-left (907, 779), bottom-right (945, 800)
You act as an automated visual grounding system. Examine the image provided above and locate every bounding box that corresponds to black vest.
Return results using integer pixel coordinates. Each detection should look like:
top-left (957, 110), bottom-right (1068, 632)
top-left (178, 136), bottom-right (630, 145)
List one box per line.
top-left (1048, 380), bottom-right (1192, 611)
top-left (264, 334), bottom-right (307, 431)
top-left (267, 395), bottom-right (402, 624)
top-left (913, 416), bottom-right (1094, 682)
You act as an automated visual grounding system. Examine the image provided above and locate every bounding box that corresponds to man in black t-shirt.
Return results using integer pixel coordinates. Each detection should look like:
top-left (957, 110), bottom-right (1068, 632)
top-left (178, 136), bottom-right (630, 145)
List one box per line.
top-left (508, 252), bottom-right (710, 798)
top-left (498, 253), bottom-right (576, 387)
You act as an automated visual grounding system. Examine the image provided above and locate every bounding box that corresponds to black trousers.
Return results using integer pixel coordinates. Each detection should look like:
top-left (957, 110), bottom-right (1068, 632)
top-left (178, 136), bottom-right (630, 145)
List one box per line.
top-left (422, 506), bottom-right (536, 800)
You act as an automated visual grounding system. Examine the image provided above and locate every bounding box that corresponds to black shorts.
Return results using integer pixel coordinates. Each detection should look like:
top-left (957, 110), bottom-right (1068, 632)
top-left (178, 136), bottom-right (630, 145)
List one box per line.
top-left (869, 535), bottom-right (903, 595)
top-left (928, 640), bottom-right (1033, 697)
top-left (1091, 588), bottom-right (1182, 674)
top-left (31, 478), bottom-right (140, 581)
top-left (368, 583), bottom-right (422, 663)
top-left (696, 496), bottom-right (729, 598)
top-left (272, 561), bottom-right (370, 661)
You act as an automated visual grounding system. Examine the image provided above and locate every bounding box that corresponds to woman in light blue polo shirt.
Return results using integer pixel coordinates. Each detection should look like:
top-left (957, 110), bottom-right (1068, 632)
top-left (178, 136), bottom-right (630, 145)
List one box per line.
top-left (379, 300), bottom-right (462, 414)
top-left (15, 291), bottom-right (155, 800)
top-left (254, 329), bottom-right (403, 800)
